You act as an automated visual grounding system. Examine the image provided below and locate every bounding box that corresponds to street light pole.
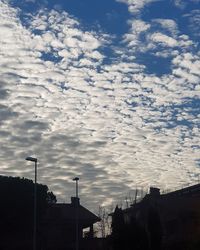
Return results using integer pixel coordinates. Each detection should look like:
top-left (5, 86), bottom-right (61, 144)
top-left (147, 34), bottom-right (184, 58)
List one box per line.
top-left (73, 177), bottom-right (79, 250)
top-left (26, 156), bottom-right (38, 250)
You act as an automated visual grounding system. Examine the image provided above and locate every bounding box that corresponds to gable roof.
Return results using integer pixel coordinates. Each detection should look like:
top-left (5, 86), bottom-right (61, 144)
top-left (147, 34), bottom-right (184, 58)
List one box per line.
top-left (43, 198), bottom-right (100, 228)
top-left (110, 184), bottom-right (200, 217)
top-left (161, 183), bottom-right (200, 199)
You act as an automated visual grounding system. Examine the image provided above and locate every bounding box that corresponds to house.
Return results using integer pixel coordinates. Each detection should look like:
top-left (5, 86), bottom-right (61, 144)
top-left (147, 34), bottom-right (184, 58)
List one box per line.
top-left (40, 197), bottom-right (100, 250)
top-left (111, 184), bottom-right (200, 250)
top-left (0, 197), bottom-right (100, 250)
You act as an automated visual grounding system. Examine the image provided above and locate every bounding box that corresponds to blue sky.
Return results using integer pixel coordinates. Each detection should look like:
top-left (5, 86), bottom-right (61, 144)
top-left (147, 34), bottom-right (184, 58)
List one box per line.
top-left (0, 0), bottom-right (200, 211)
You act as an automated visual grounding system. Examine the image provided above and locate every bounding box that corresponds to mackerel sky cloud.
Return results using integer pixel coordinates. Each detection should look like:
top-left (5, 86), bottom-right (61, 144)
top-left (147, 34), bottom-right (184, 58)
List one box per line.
top-left (0, 0), bottom-right (200, 211)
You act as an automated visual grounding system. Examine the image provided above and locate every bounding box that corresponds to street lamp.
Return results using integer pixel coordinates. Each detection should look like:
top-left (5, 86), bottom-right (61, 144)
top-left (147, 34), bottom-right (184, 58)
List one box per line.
top-left (26, 156), bottom-right (38, 250)
top-left (73, 177), bottom-right (79, 250)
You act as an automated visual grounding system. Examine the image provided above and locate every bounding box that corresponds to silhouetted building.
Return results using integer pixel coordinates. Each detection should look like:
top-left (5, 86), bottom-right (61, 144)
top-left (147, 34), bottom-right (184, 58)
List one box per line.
top-left (111, 184), bottom-right (200, 250)
top-left (1, 197), bottom-right (100, 250)
top-left (40, 197), bottom-right (100, 250)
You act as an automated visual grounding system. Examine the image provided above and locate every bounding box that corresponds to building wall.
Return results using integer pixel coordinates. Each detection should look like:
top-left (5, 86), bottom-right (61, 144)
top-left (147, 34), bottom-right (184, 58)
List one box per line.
top-left (120, 190), bottom-right (200, 250)
top-left (158, 195), bottom-right (200, 250)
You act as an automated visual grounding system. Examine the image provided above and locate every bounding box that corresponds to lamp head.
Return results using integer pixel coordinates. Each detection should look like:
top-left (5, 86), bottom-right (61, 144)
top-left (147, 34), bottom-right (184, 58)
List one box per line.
top-left (26, 156), bottom-right (37, 162)
top-left (73, 177), bottom-right (79, 181)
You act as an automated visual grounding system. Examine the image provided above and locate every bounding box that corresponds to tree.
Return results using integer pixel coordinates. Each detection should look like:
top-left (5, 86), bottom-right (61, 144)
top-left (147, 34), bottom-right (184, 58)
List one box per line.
top-left (97, 205), bottom-right (112, 237)
top-left (111, 205), bottom-right (149, 250)
top-left (0, 175), bottom-right (56, 234)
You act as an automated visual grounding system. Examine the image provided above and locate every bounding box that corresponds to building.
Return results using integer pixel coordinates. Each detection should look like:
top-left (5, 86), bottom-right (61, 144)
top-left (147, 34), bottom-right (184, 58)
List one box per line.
top-left (1, 197), bottom-right (100, 250)
top-left (40, 197), bottom-right (100, 250)
top-left (111, 184), bottom-right (200, 250)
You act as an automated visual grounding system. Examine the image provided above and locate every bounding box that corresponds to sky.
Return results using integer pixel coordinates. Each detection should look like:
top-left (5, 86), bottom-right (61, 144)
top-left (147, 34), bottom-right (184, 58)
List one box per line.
top-left (0, 0), bottom-right (200, 212)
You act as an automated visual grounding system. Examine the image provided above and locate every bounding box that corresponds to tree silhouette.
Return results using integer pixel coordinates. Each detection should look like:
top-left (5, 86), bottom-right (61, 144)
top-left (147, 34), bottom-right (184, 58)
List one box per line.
top-left (0, 175), bottom-right (56, 246)
top-left (111, 205), bottom-right (150, 250)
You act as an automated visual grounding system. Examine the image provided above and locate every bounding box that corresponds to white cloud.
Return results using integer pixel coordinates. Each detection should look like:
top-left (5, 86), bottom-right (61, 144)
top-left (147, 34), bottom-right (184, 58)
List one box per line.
top-left (123, 19), bottom-right (151, 51)
top-left (184, 9), bottom-right (200, 37)
top-left (174, 0), bottom-right (187, 9)
top-left (149, 32), bottom-right (178, 47)
top-left (174, 0), bottom-right (200, 9)
top-left (116, 0), bottom-right (159, 14)
top-left (0, 0), bottom-right (200, 210)
top-left (172, 53), bottom-right (200, 84)
top-left (122, 16), bottom-right (195, 59)
top-left (153, 18), bottom-right (178, 36)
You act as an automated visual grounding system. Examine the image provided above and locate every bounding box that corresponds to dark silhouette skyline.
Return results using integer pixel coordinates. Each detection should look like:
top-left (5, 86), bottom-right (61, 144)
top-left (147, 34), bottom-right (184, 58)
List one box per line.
top-left (2, 175), bottom-right (200, 250)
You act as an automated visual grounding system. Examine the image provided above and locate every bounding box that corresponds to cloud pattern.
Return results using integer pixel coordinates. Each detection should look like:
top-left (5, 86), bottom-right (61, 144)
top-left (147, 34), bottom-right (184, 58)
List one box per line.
top-left (0, 0), bottom-right (200, 211)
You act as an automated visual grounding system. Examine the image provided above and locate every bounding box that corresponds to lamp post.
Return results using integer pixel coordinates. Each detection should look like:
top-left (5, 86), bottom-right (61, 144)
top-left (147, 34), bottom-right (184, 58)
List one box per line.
top-left (73, 177), bottom-right (79, 250)
top-left (26, 156), bottom-right (38, 250)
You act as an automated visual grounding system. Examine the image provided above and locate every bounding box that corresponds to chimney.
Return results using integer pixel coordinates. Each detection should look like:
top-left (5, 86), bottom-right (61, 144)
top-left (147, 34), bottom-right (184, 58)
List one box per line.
top-left (71, 197), bottom-right (80, 206)
top-left (149, 187), bottom-right (160, 197)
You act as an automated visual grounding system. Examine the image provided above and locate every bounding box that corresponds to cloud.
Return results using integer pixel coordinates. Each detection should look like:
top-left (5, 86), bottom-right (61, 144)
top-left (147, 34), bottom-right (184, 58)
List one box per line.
top-left (153, 19), bottom-right (178, 36)
top-left (174, 0), bottom-right (200, 9)
top-left (0, 0), bottom-right (200, 211)
top-left (116, 0), bottom-right (159, 14)
top-left (184, 9), bottom-right (200, 38)
top-left (149, 32), bottom-right (178, 47)
top-left (174, 0), bottom-right (187, 9)
top-left (122, 15), bottom-right (195, 62)
top-left (172, 53), bottom-right (200, 84)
